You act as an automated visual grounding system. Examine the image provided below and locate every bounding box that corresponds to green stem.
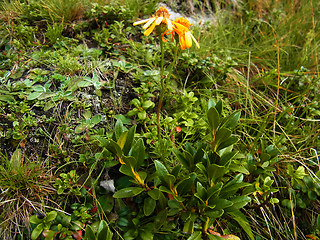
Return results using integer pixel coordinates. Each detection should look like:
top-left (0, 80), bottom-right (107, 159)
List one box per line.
top-left (156, 40), bottom-right (179, 140)
top-left (157, 35), bottom-right (165, 140)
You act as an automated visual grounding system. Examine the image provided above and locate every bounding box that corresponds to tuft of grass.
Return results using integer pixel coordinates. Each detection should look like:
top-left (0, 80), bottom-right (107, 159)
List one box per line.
top-left (0, 149), bottom-right (54, 239)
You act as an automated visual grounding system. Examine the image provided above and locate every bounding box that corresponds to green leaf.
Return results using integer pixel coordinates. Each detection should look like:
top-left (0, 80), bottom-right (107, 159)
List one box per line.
top-left (31, 223), bottom-right (44, 240)
top-left (209, 199), bottom-right (233, 210)
top-left (227, 211), bottom-right (254, 240)
top-left (317, 215), bottom-right (320, 229)
top-left (137, 111), bottom-right (147, 120)
top-left (140, 229), bottom-right (154, 240)
top-left (106, 140), bottom-right (123, 160)
top-left (122, 125), bottom-right (136, 156)
top-left (113, 187), bottom-right (145, 198)
top-left (75, 123), bottom-right (89, 134)
top-left (205, 209), bottom-right (224, 220)
top-left (97, 194), bottom-right (114, 213)
top-left (30, 215), bottom-right (42, 225)
top-left (207, 107), bottom-right (220, 132)
top-left (163, 174), bottom-right (176, 188)
top-left (0, 94), bottom-right (15, 103)
top-left (217, 137), bottom-right (239, 152)
top-left (153, 209), bottom-right (167, 230)
top-left (142, 100), bottom-right (155, 110)
top-left (214, 128), bottom-right (232, 150)
top-left (207, 164), bottom-right (225, 184)
top-left (219, 151), bottom-right (238, 166)
top-left (97, 221), bottom-right (113, 240)
top-left (174, 149), bottom-right (191, 170)
top-left (9, 148), bottom-right (22, 170)
top-left (155, 160), bottom-right (169, 183)
top-left (78, 80), bottom-right (92, 88)
top-left (148, 188), bottom-right (161, 200)
top-left (27, 91), bottom-right (43, 100)
top-left (225, 196), bottom-right (251, 211)
top-left (38, 92), bottom-right (56, 100)
top-left (195, 182), bottom-right (207, 201)
top-left (187, 231), bottom-right (202, 240)
top-left (131, 138), bottom-right (145, 168)
top-left (130, 98), bottom-right (141, 108)
top-left (221, 111), bottom-right (241, 129)
top-left (84, 225), bottom-right (96, 240)
top-left (114, 119), bottom-right (127, 141)
top-left (144, 197), bottom-right (156, 216)
top-left (176, 173), bottom-right (197, 196)
top-left (127, 108), bottom-right (139, 117)
top-left (183, 219), bottom-right (194, 234)
top-left (91, 115), bottom-right (102, 125)
top-left (46, 211), bottom-right (57, 222)
top-left (117, 131), bottom-right (128, 150)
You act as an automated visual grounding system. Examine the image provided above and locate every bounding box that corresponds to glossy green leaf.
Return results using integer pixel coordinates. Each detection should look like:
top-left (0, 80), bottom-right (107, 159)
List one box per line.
top-left (0, 94), bottom-right (15, 103)
top-left (27, 91), bottom-right (43, 100)
top-left (214, 128), bottom-right (232, 150)
top-left (171, 165), bottom-right (182, 177)
top-left (207, 182), bottom-right (223, 201)
top-left (207, 107), bottom-right (220, 132)
top-left (205, 209), bottom-right (224, 220)
top-left (174, 149), bottom-right (190, 170)
top-left (183, 219), bottom-right (194, 234)
top-left (130, 98), bottom-right (141, 108)
top-left (219, 151), bottom-right (238, 166)
top-left (142, 100), bottom-right (155, 109)
top-left (195, 182), bottom-right (207, 202)
top-left (144, 197), bottom-right (156, 216)
top-left (117, 131), bottom-right (128, 150)
top-left (131, 138), bottom-right (145, 168)
top-left (137, 111), bottom-right (147, 120)
top-left (113, 187), bottom-right (145, 198)
top-left (207, 164), bottom-right (225, 184)
top-left (147, 188), bottom-right (161, 200)
top-left (122, 125), bottom-right (136, 155)
top-left (114, 119), bottom-right (127, 141)
top-left (46, 211), bottom-right (57, 222)
top-left (227, 211), bottom-right (254, 240)
top-left (97, 220), bottom-right (113, 240)
top-left (225, 196), bottom-right (251, 212)
top-left (106, 140), bottom-right (123, 159)
top-left (30, 215), bottom-right (42, 225)
top-left (91, 114), bottom-right (102, 124)
top-left (155, 160), bottom-right (169, 183)
top-left (217, 136), bottom-right (239, 152)
top-left (84, 225), bottom-right (96, 240)
top-left (187, 231), bottom-right (202, 240)
top-left (31, 223), bottom-right (44, 240)
top-left (97, 194), bottom-right (114, 213)
top-left (154, 209), bottom-right (167, 230)
top-left (209, 199), bottom-right (233, 210)
top-left (176, 173), bottom-right (197, 196)
top-left (221, 111), bottom-right (241, 129)
top-left (127, 108), bottom-right (139, 117)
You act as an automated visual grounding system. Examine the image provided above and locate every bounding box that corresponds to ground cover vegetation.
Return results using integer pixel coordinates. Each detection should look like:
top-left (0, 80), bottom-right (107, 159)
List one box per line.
top-left (0, 0), bottom-right (320, 239)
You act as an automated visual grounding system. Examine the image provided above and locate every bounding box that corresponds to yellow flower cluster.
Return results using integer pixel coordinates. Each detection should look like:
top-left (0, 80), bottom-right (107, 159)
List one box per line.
top-left (133, 7), bottom-right (199, 50)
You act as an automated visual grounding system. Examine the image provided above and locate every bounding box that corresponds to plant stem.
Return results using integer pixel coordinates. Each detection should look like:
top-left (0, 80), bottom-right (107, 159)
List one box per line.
top-left (156, 40), bottom-right (179, 140)
top-left (156, 35), bottom-right (165, 140)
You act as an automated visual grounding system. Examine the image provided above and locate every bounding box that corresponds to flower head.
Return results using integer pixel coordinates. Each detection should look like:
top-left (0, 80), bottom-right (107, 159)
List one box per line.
top-left (133, 7), bottom-right (173, 36)
top-left (172, 17), bottom-right (200, 50)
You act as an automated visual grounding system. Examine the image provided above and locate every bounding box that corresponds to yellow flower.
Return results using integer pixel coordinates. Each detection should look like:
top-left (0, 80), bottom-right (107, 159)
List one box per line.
top-left (133, 7), bottom-right (173, 36)
top-left (172, 17), bottom-right (199, 50)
